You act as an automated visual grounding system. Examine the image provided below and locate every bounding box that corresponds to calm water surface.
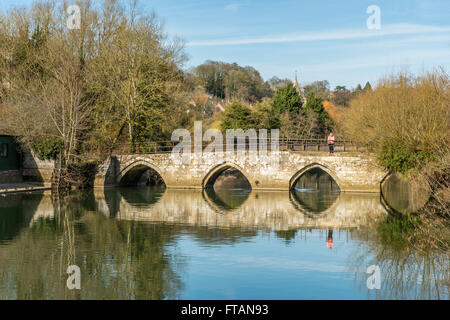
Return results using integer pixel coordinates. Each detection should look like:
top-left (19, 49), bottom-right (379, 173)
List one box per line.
top-left (0, 174), bottom-right (448, 300)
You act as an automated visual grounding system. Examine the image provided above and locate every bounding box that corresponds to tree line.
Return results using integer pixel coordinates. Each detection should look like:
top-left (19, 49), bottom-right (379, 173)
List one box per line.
top-left (0, 0), bottom-right (189, 165)
top-left (219, 82), bottom-right (333, 139)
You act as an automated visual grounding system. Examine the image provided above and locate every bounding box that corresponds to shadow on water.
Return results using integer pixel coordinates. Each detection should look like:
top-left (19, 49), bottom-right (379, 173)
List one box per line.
top-left (0, 192), bottom-right (44, 242)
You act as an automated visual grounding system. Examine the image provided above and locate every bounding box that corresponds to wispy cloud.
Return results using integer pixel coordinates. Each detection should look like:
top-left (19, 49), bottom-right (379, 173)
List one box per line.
top-left (187, 23), bottom-right (450, 47)
top-left (225, 2), bottom-right (241, 12)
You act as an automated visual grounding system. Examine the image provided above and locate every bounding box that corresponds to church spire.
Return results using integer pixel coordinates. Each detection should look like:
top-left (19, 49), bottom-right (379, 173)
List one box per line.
top-left (294, 70), bottom-right (307, 104)
top-left (294, 70), bottom-right (300, 92)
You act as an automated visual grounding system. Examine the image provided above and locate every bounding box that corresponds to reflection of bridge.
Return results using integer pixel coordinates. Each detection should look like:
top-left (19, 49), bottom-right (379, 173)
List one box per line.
top-left (96, 189), bottom-right (388, 230)
top-left (94, 151), bottom-right (387, 193)
top-left (17, 188), bottom-right (388, 233)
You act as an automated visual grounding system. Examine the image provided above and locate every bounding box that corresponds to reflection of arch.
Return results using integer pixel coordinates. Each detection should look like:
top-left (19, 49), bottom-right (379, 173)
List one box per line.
top-left (119, 186), bottom-right (166, 208)
top-left (202, 163), bottom-right (253, 189)
top-left (289, 189), bottom-right (340, 218)
top-left (379, 172), bottom-right (430, 216)
top-left (202, 188), bottom-right (251, 214)
top-left (289, 163), bottom-right (341, 191)
top-left (117, 160), bottom-right (166, 186)
top-left (379, 172), bottom-right (400, 216)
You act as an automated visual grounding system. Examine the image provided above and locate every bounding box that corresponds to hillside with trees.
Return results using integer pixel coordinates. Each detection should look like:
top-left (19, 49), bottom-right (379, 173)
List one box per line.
top-left (192, 60), bottom-right (272, 103)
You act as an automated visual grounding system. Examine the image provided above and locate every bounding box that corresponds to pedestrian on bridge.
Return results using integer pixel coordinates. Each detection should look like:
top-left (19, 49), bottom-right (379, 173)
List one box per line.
top-left (327, 133), bottom-right (335, 154)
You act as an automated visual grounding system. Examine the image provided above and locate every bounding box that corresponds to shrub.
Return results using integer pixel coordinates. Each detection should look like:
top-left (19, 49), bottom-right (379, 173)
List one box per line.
top-left (379, 140), bottom-right (434, 173)
top-left (32, 137), bottom-right (63, 160)
top-left (340, 69), bottom-right (449, 170)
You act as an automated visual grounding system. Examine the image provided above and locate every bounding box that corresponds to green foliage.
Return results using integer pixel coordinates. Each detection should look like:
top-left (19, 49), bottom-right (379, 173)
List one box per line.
top-left (252, 98), bottom-right (280, 129)
top-left (194, 61), bottom-right (272, 102)
top-left (220, 102), bottom-right (254, 130)
top-left (303, 92), bottom-right (332, 134)
top-left (272, 83), bottom-right (303, 114)
top-left (379, 140), bottom-right (434, 173)
top-left (32, 137), bottom-right (63, 160)
top-left (303, 80), bottom-right (330, 99)
top-left (377, 213), bottom-right (421, 248)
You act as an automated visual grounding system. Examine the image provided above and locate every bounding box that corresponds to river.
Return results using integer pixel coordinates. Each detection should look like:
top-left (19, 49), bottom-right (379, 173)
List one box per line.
top-left (0, 170), bottom-right (448, 300)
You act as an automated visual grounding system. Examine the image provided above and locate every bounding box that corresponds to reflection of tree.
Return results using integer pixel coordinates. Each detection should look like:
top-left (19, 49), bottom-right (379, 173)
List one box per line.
top-left (348, 216), bottom-right (449, 299)
top-left (274, 230), bottom-right (298, 244)
top-left (0, 192), bottom-right (184, 299)
top-left (0, 192), bottom-right (43, 242)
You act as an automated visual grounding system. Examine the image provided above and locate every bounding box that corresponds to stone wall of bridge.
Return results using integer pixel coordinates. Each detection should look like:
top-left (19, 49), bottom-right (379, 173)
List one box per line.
top-left (95, 151), bottom-right (387, 193)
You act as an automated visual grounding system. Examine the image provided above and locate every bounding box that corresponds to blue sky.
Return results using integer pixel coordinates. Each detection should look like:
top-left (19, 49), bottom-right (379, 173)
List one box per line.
top-left (2, 0), bottom-right (450, 88)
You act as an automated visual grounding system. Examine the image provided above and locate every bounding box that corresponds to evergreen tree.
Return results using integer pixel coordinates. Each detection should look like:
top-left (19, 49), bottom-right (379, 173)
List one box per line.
top-left (363, 81), bottom-right (372, 91)
top-left (220, 102), bottom-right (254, 130)
top-left (303, 93), bottom-right (332, 135)
top-left (272, 82), bottom-right (303, 114)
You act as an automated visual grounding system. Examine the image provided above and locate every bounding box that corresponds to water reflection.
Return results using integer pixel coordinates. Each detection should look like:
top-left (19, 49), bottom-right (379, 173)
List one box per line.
top-left (349, 222), bottom-right (449, 299)
top-left (0, 187), bottom-right (447, 300)
top-left (381, 173), bottom-right (430, 214)
top-left (0, 192), bottom-right (184, 300)
top-left (0, 192), bottom-right (43, 242)
top-left (111, 188), bottom-right (386, 230)
top-left (292, 167), bottom-right (340, 215)
top-left (203, 188), bottom-right (251, 213)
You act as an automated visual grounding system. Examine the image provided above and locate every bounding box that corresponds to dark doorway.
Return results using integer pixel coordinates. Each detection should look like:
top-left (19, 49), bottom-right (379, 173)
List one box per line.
top-left (206, 167), bottom-right (251, 190)
top-left (119, 165), bottom-right (166, 187)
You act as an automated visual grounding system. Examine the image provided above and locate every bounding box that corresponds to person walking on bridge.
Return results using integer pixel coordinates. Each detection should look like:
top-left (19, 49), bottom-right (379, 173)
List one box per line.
top-left (327, 132), bottom-right (335, 154)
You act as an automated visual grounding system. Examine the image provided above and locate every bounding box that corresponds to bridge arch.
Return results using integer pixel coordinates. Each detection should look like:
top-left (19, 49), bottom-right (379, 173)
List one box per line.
top-left (117, 160), bottom-right (166, 187)
top-left (289, 163), bottom-right (341, 191)
top-left (202, 162), bottom-right (254, 189)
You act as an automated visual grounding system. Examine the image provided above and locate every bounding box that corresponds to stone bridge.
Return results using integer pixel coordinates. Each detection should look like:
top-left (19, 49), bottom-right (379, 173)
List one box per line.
top-left (95, 151), bottom-right (387, 193)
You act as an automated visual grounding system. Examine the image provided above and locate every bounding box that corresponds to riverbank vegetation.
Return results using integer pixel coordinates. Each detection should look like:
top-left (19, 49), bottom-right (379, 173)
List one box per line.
top-left (340, 69), bottom-right (449, 211)
top-left (0, 0), bottom-right (190, 162)
top-left (340, 70), bottom-right (449, 251)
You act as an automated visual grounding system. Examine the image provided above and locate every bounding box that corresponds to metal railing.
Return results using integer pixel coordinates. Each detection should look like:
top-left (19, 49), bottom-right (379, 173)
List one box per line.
top-left (111, 138), bottom-right (364, 155)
